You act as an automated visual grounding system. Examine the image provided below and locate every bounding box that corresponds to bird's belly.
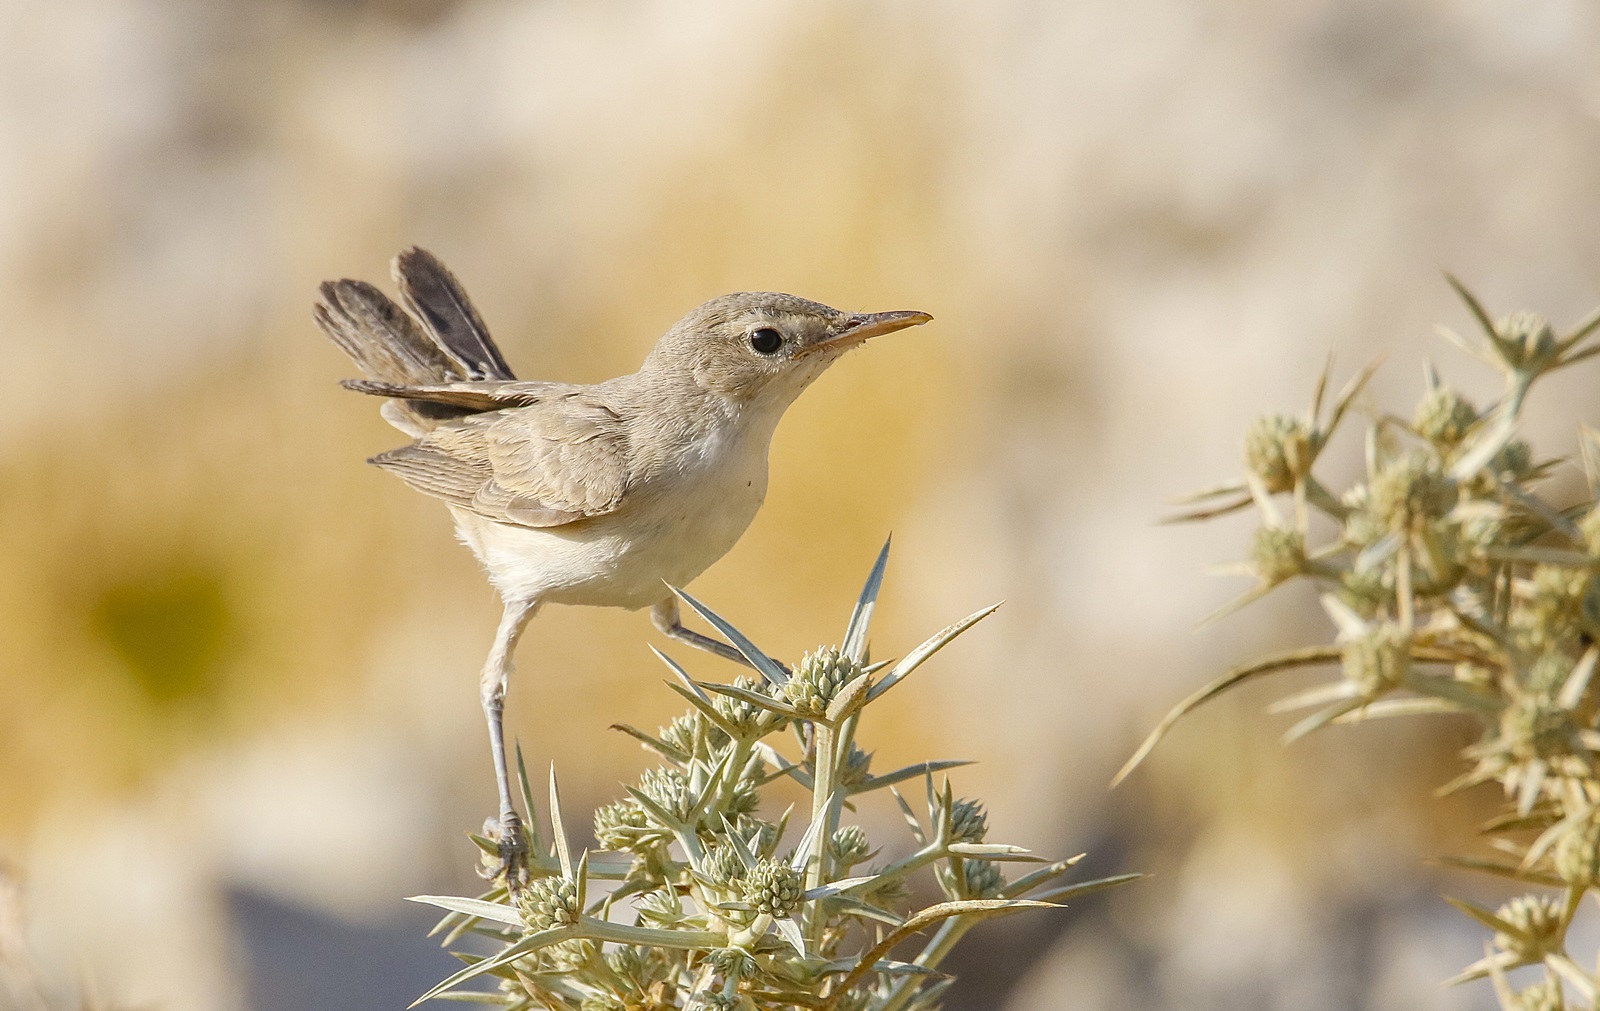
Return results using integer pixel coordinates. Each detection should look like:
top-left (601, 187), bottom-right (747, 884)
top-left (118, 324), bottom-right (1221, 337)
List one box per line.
top-left (449, 468), bottom-right (766, 609)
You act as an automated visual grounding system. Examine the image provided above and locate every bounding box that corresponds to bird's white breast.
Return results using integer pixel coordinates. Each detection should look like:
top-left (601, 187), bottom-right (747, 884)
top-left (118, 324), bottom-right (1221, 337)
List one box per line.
top-left (450, 413), bottom-right (772, 610)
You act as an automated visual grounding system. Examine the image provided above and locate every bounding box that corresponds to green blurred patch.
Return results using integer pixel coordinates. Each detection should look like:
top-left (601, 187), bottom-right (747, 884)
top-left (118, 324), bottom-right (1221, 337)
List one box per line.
top-left (90, 567), bottom-right (236, 706)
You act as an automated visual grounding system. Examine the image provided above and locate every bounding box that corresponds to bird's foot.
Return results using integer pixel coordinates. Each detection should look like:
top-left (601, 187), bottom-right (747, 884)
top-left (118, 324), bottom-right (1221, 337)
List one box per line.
top-left (478, 811), bottom-right (529, 893)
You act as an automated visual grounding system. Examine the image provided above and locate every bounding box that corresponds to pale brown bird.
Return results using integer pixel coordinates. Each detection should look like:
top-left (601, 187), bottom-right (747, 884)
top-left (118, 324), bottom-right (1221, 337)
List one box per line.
top-left (315, 248), bottom-right (930, 884)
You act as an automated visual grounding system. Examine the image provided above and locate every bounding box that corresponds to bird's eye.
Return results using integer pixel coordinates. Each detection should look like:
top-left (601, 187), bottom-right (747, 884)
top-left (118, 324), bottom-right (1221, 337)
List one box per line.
top-left (748, 327), bottom-right (784, 355)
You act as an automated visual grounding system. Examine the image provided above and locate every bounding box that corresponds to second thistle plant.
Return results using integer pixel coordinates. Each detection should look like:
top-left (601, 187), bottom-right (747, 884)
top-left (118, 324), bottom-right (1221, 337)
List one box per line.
top-left (1119, 280), bottom-right (1600, 1009)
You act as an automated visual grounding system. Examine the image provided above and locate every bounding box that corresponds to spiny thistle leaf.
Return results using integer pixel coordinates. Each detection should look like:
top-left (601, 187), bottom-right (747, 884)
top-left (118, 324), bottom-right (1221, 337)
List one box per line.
top-left (866, 603), bottom-right (1002, 703)
top-left (408, 895), bottom-right (524, 927)
top-left (1113, 645), bottom-right (1344, 786)
top-left (844, 536), bottom-right (892, 662)
top-left (409, 927), bottom-right (573, 1006)
top-left (669, 585), bottom-right (789, 686)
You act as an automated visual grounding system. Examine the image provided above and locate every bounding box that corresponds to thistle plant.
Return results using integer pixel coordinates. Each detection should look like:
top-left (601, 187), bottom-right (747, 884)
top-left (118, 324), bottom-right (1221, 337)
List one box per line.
top-left (412, 542), bottom-right (1137, 1010)
top-left (1117, 280), bottom-right (1600, 1009)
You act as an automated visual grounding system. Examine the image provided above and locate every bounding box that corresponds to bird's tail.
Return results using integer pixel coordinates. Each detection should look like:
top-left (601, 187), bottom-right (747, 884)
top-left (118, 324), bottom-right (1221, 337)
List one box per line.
top-left (314, 247), bottom-right (516, 434)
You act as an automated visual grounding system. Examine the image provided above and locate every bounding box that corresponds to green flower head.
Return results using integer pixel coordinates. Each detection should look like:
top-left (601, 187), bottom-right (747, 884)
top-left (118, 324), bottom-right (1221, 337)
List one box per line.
top-left (963, 859), bottom-right (1005, 898)
top-left (783, 646), bottom-right (865, 716)
top-left (1369, 451), bottom-right (1456, 531)
top-left (1244, 414), bottom-right (1311, 493)
top-left (830, 825), bottom-right (872, 868)
top-left (1251, 526), bottom-right (1306, 585)
top-left (1555, 813), bottom-right (1600, 889)
top-left (1493, 894), bottom-right (1564, 962)
top-left (1342, 624), bottom-right (1411, 696)
top-left (518, 875), bottom-right (579, 933)
top-left (949, 798), bottom-right (989, 844)
top-left (594, 800), bottom-right (649, 851)
top-left (1413, 386), bottom-right (1478, 447)
top-left (741, 859), bottom-right (804, 918)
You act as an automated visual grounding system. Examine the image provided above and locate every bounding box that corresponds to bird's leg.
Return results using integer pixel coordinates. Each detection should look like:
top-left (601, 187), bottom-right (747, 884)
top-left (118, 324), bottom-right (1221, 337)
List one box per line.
top-left (651, 597), bottom-right (757, 669)
top-left (479, 596), bottom-right (540, 891)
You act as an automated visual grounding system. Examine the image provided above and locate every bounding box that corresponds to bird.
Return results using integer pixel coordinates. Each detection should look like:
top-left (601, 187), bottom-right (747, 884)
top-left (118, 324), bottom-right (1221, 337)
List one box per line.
top-left (314, 248), bottom-right (931, 885)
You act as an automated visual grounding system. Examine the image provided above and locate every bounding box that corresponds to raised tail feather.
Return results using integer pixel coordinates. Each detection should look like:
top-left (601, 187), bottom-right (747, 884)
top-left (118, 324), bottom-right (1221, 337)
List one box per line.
top-left (393, 247), bottom-right (514, 382)
top-left (314, 248), bottom-right (517, 435)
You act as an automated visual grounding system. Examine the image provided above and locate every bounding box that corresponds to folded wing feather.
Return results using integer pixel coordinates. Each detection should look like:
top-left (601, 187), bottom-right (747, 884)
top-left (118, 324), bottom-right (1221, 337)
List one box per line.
top-left (371, 394), bottom-right (632, 529)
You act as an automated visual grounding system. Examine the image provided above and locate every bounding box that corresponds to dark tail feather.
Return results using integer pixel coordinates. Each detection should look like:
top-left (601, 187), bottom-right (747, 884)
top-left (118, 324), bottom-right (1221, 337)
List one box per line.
top-left (393, 247), bottom-right (515, 381)
top-left (315, 279), bottom-right (464, 387)
top-left (315, 279), bottom-right (481, 434)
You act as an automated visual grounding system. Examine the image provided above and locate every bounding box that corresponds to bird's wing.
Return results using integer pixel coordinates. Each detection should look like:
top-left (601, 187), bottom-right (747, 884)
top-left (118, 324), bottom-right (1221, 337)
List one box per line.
top-left (370, 394), bottom-right (632, 528)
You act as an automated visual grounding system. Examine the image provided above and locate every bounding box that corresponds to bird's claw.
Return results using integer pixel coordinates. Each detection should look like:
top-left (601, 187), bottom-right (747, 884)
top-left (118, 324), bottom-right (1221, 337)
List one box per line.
top-left (479, 811), bottom-right (530, 892)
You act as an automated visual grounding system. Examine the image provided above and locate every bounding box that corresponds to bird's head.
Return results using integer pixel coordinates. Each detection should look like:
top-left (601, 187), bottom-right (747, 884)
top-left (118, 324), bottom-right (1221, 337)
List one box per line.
top-left (643, 292), bottom-right (931, 408)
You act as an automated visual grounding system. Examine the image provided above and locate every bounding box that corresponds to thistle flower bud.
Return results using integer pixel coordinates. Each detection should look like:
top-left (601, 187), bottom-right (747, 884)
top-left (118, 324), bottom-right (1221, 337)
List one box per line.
top-left (659, 713), bottom-right (729, 757)
top-left (1244, 414), bottom-right (1312, 493)
top-left (1495, 311), bottom-right (1557, 369)
top-left (1555, 813), bottom-right (1600, 888)
top-left (636, 889), bottom-right (683, 926)
top-left (518, 875), bottom-right (580, 932)
top-left (1369, 452), bottom-right (1456, 531)
top-left (1500, 692), bottom-right (1573, 764)
top-left (660, 714), bottom-right (697, 755)
top-left (949, 798), bottom-right (989, 843)
top-left (714, 676), bottom-right (781, 735)
top-left (963, 859), bottom-right (1005, 898)
top-left (1337, 566), bottom-right (1388, 618)
top-left (1339, 481), bottom-right (1376, 531)
top-left (1514, 982), bottom-right (1566, 1011)
top-left (708, 947), bottom-right (758, 979)
top-left (1526, 653), bottom-right (1575, 697)
top-left (740, 859), bottom-right (804, 918)
top-left (1516, 565), bottom-right (1591, 653)
top-left (783, 646), bottom-right (864, 716)
top-left (1341, 624), bottom-right (1411, 696)
top-left (1496, 439), bottom-right (1534, 479)
top-left (549, 937), bottom-right (599, 968)
top-left (830, 825), bottom-right (872, 868)
top-left (702, 845), bottom-right (747, 886)
top-left (1251, 527), bottom-right (1306, 585)
top-left (839, 743), bottom-right (873, 786)
top-left (594, 800), bottom-right (649, 851)
top-left (1493, 894), bottom-right (1564, 962)
top-left (638, 767), bottom-right (692, 822)
top-left (726, 757), bottom-right (764, 817)
top-left (605, 946), bottom-right (645, 979)
top-left (1413, 386), bottom-right (1478, 447)
top-left (730, 816), bottom-right (780, 858)
top-left (1460, 438), bottom-right (1535, 497)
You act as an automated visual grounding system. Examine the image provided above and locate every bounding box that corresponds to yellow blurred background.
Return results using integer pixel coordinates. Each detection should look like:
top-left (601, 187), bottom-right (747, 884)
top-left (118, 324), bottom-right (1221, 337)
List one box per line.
top-left (3, 1), bottom-right (1599, 1008)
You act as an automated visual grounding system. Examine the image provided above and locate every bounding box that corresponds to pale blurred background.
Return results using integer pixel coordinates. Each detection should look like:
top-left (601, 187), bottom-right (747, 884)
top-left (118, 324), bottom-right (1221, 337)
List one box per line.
top-left (3, 1), bottom-right (1600, 1008)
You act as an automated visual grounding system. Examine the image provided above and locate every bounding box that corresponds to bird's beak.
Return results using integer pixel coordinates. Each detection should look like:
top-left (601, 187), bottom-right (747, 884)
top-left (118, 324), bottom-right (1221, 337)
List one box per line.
top-left (803, 309), bottom-right (933, 356)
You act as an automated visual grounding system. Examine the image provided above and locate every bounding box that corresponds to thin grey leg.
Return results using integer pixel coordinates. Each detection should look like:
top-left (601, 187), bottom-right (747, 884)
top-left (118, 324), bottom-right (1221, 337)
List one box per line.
top-left (651, 597), bottom-right (758, 668)
top-left (480, 596), bottom-right (539, 888)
